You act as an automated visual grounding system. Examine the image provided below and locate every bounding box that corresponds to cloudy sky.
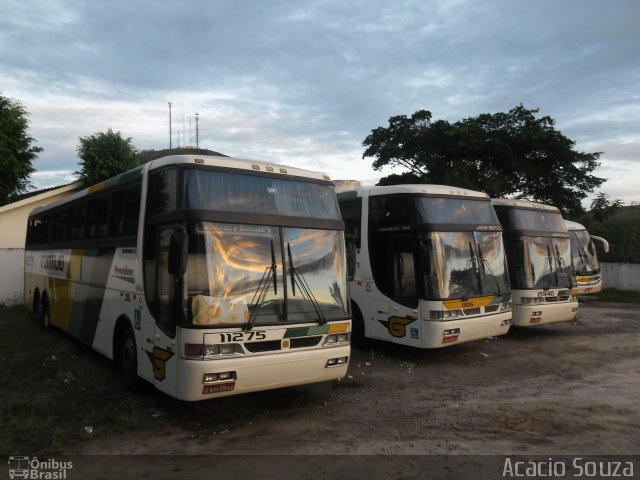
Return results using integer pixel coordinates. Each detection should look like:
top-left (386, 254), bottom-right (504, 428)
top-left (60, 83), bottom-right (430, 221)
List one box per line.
top-left (2, 0), bottom-right (639, 207)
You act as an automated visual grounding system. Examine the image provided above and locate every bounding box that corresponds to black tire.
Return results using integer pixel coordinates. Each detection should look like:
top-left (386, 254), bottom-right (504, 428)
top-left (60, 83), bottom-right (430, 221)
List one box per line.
top-left (350, 304), bottom-right (366, 348)
top-left (117, 323), bottom-right (140, 388)
top-left (39, 297), bottom-right (50, 329)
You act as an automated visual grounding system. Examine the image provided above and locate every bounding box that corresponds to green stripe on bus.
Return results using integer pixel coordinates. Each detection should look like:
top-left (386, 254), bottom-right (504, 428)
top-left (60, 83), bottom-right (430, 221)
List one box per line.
top-left (284, 325), bottom-right (329, 338)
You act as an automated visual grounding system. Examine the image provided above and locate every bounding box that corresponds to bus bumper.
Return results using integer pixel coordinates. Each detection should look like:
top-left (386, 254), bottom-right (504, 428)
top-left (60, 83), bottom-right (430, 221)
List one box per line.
top-left (422, 312), bottom-right (511, 348)
top-left (512, 301), bottom-right (579, 327)
top-left (576, 280), bottom-right (602, 295)
top-left (177, 346), bottom-right (350, 401)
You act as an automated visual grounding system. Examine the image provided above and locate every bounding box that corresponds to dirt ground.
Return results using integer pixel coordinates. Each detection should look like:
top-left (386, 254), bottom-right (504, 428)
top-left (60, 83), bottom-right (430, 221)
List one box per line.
top-left (63, 300), bottom-right (639, 477)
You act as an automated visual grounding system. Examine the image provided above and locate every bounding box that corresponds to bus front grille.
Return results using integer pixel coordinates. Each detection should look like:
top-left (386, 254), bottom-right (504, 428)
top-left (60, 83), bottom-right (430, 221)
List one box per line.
top-left (244, 336), bottom-right (323, 353)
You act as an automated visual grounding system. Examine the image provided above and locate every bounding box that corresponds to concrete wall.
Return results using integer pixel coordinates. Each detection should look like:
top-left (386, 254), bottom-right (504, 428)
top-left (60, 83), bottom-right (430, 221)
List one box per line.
top-left (600, 263), bottom-right (640, 292)
top-left (0, 249), bottom-right (24, 306)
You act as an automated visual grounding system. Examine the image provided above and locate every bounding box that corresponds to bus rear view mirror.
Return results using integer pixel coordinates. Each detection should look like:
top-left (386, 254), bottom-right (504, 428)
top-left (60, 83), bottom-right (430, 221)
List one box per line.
top-left (169, 230), bottom-right (188, 276)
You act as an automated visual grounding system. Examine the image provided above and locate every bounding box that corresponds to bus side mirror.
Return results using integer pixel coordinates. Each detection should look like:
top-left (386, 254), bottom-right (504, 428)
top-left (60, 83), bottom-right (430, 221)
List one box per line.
top-left (169, 231), bottom-right (188, 276)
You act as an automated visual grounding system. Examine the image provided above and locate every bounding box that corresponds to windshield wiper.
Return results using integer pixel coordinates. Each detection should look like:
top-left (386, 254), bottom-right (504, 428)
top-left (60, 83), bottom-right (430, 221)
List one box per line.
top-left (554, 243), bottom-right (573, 288)
top-left (245, 241), bottom-right (278, 331)
top-left (461, 241), bottom-right (481, 301)
top-left (477, 242), bottom-right (502, 295)
top-left (542, 243), bottom-right (554, 289)
top-left (576, 239), bottom-right (596, 273)
top-left (287, 242), bottom-right (327, 325)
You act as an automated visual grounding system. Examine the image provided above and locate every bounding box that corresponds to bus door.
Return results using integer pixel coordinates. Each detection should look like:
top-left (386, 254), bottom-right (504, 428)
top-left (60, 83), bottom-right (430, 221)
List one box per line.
top-left (371, 233), bottom-right (420, 345)
top-left (148, 227), bottom-right (180, 396)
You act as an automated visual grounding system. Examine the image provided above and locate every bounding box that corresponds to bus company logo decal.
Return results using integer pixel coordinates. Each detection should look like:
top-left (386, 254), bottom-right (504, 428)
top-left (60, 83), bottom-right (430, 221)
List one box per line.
top-left (146, 347), bottom-right (174, 381)
top-left (7, 456), bottom-right (73, 479)
top-left (113, 265), bottom-right (135, 284)
top-left (40, 254), bottom-right (65, 272)
top-left (378, 316), bottom-right (416, 338)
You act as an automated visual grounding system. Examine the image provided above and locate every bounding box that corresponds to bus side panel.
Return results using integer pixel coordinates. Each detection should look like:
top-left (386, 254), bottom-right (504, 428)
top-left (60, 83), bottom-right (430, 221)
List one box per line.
top-left (24, 248), bottom-right (117, 347)
top-left (350, 280), bottom-right (423, 347)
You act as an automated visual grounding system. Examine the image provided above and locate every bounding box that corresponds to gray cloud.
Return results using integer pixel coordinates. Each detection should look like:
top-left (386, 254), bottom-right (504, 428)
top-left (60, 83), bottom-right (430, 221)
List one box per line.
top-left (2, 0), bottom-right (639, 204)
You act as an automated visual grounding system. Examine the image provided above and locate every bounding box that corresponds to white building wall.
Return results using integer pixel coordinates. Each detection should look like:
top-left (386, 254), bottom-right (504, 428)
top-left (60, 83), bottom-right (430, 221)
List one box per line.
top-left (600, 263), bottom-right (640, 292)
top-left (0, 181), bottom-right (82, 306)
top-left (0, 249), bottom-right (24, 306)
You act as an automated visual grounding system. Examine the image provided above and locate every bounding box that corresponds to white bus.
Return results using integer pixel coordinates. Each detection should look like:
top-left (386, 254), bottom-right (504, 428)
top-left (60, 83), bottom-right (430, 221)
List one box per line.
top-left (491, 198), bottom-right (578, 327)
top-left (565, 219), bottom-right (610, 294)
top-left (24, 155), bottom-right (351, 401)
top-left (337, 185), bottom-right (512, 348)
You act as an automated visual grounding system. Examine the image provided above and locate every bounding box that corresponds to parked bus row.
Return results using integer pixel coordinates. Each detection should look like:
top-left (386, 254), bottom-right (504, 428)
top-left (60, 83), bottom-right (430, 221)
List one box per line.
top-left (23, 155), bottom-right (608, 401)
top-left (337, 186), bottom-right (606, 349)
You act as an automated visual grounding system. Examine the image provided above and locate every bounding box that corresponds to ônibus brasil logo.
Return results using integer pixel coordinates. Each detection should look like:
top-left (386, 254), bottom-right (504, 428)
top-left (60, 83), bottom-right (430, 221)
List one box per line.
top-left (7, 457), bottom-right (73, 479)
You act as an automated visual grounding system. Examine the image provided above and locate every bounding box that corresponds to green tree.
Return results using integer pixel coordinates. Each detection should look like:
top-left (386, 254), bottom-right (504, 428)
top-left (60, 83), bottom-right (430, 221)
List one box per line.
top-left (363, 105), bottom-right (605, 215)
top-left (0, 94), bottom-right (42, 205)
top-left (76, 128), bottom-right (140, 186)
top-left (589, 192), bottom-right (623, 222)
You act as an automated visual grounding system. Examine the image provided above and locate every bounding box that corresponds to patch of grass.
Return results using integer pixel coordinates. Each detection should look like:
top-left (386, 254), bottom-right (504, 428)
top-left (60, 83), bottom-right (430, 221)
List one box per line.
top-left (589, 288), bottom-right (640, 304)
top-left (0, 307), bottom-right (172, 455)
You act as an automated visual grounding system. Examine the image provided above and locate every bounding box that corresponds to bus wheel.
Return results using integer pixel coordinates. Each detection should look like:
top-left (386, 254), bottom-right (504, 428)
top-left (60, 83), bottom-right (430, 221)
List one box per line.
top-left (117, 323), bottom-right (139, 388)
top-left (39, 297), bottom-right (50, 329)
top-left (351, 305), bottom-right (365, 348)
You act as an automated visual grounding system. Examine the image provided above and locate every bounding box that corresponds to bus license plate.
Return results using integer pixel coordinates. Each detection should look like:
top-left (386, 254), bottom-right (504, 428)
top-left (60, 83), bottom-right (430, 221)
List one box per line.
top-left (203, 382), bottom-right (235, 395)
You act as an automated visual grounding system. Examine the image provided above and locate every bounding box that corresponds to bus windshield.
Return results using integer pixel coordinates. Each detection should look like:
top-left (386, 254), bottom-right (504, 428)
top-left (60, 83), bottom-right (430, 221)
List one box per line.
top-left (184, 169), bottom-right (340, 219)
top-left (570, 230), bottom-right (600, 275)
top-left (420, 231), bottom-right (510, 300)
top-left (519, 236), bottom-right (574, 289)
top-left (186, 222), bottom-right (348, 327)
top-left (415, 197), bottom-right (499, 225)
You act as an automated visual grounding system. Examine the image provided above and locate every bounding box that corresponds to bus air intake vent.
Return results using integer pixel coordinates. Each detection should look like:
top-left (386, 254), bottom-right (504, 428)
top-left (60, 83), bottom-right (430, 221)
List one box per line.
top-left (290, 336), bottom-right (322, 348)
top-left (244, 340), bottom-right (281, 353)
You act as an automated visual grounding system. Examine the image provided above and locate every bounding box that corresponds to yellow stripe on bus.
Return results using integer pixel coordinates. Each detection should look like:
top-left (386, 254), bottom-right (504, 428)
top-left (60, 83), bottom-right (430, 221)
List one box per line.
top-left (328, 323), bottom-right (349, 333)
top-left (442, 295), bottom-right (496, 310)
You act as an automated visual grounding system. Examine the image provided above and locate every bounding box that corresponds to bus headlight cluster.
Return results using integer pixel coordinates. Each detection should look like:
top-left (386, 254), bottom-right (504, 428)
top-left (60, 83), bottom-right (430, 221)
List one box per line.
top-left (203, 371), bottom-right (236, 383)
top-left (326, 356), bottom-right (349, 367)
top-left (499, 302), bottom-right (512, 311)
top-left (521, 297), bottom-right (545, 305)
top-left (184, 343), bottom-right (244, 359)
top-left (323, 333), bottom-right (350, 346)
top-left (430, 309), bottom-right (463, 320)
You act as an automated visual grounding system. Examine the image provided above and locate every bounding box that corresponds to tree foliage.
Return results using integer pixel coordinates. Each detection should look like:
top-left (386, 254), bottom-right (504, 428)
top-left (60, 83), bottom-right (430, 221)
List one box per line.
top-left (589, 192), bottom-right (623, 222)
top-left (576, 204), bottom-right (640, 263)
top-left (363, 105), bottom-right (605, 216)
top-left (76, 128), bottom-right (140, 186)
top-left (0, 94), bottom-right (41, 205)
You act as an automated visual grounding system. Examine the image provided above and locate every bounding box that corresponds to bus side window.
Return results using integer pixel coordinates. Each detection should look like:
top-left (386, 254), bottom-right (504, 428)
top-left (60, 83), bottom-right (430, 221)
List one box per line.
top-left (70, 203), bottom-right (86, 241)
top-left (87, 196), bottom-right (109, 239)
top-left (146, 169), bottom-right (177, 218)
top-left (109, 184), bottom-right (141, 237)
top-left (339, 199), bottom-right (362, 278)
top-left (123, 186), bottom-right (141, 236)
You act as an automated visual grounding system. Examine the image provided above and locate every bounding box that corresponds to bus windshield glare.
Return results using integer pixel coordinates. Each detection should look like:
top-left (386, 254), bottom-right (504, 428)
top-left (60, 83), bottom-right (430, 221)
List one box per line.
top-left (420, 231), bottom-right (510, 300)
top-left (186, 222), bottom-right (349, 327)
top-left (514, 236), bottom-right (574, 289)
top-left (570, 230), bottom-right (600, 274)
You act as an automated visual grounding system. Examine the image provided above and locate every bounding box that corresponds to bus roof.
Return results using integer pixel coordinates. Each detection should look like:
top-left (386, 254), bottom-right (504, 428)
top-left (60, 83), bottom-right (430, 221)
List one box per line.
top-left (146, 155), bottom-right (331, 182)
top-left (339, 184), bottom-right (490, 199)
top-left (29, 155), bottom-right (332, 216)
top-left (491, 198), bottom-right (560, 213)
top-left (564, 219), bottom-right (586, 231)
